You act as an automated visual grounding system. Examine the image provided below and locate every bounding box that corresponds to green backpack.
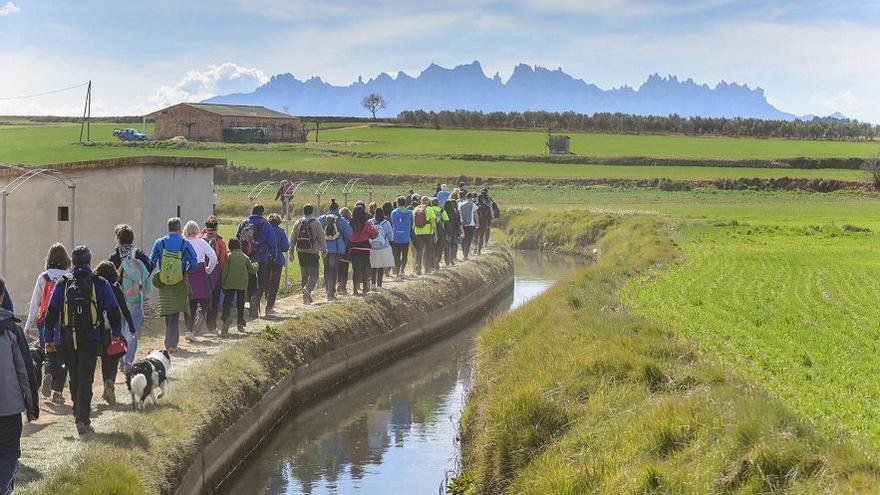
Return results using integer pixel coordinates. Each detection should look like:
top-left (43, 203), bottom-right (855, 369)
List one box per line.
top-left (159, 241), bottom-right (184, 286)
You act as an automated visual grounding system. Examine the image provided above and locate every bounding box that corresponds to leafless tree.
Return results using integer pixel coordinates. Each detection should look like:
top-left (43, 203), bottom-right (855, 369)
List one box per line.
top-left (362, 93), bottom-right (387, 119)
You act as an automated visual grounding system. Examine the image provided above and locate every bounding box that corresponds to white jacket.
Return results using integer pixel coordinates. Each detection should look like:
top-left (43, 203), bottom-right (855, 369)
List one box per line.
top-left (23, 268), bottom-right (68, 332)
top-left (186, 236), bottom-right (218, 274)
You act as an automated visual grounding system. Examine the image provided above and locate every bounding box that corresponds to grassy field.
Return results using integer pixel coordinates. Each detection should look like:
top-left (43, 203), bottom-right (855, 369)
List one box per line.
top-left (456, 211), bottom-right (880, 494)
top-left (626, 223), bottom-right (880, 448)
top-left (0, 123), bottom-right (877, 182)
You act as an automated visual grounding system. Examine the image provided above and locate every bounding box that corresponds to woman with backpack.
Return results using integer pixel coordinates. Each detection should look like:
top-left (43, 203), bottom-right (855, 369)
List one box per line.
top-left (150, 217), bottom-right (199, 353)
top-left (443, 199), bottom-right (464, 266)
top-left (265, 213), bottom-right (290, 314)
top-left (369, 208), bottom-right (394, 291)
top-left (291, 204), bottom-right (326, 305)
top-left (94, 261), bottom-right (137, 406)
top-left (348, 205), bottom-right (378, 296)
top-left (390, 196), bottom-right (413, 279)
top-left (337, 207), bottom-right (353, 295)
top-left (109, 224), bottom-right (153, 373)
top-left (183, 221), bottom-right (218, 342)
top-left (22, 243), bottom-right (71, 404)
top-left (319, 200), bottom-right (352, 301)
top-left (200, 216), bottom-right (227, 334)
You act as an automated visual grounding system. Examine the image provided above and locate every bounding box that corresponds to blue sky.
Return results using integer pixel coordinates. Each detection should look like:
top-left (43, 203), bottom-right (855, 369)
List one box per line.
top-left (1, 0), bottom-right (878, 121)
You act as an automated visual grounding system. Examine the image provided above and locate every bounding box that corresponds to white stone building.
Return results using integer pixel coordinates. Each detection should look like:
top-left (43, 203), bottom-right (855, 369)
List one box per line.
top-left (0, 156), bottom-right (223, 312)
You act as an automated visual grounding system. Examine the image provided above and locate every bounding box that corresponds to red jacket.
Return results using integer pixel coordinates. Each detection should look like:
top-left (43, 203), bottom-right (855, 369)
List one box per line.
top-left (349, 222), bottom-right (378, 249)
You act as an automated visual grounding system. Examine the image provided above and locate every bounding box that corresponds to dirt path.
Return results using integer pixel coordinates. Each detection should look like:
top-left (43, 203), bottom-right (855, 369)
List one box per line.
top-left (15, 262), bottom-right (466, 491)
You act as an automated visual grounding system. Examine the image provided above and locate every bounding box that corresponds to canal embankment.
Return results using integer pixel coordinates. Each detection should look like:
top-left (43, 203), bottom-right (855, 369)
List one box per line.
top-left (22, 250), bottom-right (513, 495)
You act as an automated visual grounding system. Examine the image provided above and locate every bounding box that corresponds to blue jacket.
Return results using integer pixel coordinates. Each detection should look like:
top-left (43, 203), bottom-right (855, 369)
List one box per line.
top-left (236, 215), bottom-right (278, 263)
top-left (437, 190), bottom-right (451, 206)
top-left (150, 233), bottom-right (199, 274)
top-left (43, 266), bottom-right (121, 345)
top-left (319, 209), bottom-right (353, 255)
top-left (370, 219), bottom-right (394, 250)
top-left (273, 224), bottom-right (290, 266)
top-left (391, 207), bottom-right (414, 244)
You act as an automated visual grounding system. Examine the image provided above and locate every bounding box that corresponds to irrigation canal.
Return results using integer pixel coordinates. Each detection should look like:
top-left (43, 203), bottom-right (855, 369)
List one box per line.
top-left (216, 251), bottom-right (583, 495)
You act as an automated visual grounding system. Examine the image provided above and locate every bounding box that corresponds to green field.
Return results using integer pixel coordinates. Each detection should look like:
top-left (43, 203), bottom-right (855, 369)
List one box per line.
top-left (0, 123), bottom-right (877, 183)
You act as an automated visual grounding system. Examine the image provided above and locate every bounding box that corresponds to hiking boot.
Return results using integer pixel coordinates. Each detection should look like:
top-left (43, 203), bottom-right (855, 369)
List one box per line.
top-left (102, 379), bottom-right (116, 405)
top-left (51, 391), bottom-right (65, 404)
top-left (76, 421), bottom-right (94, 436)
top-left (122, 363), bottom-right (132, 375)
top-left (220, 323), bottom-right (229, 337)
top-left (303, 290), bottom-right (313, 305)
top-left (185, 332), bottom-right (197, 342)
top-left (167, 347), bottom-right (178, 354)
top-left (41, 373), bottom-right (52, 398)
top-left (237, 325), bottom-right (247, 333)
top-left (265, 307), bottom-right (277, 316)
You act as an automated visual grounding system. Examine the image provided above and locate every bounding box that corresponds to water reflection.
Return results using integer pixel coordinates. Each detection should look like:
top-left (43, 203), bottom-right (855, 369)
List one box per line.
top-left (218, 252), bottom-right (582, 495)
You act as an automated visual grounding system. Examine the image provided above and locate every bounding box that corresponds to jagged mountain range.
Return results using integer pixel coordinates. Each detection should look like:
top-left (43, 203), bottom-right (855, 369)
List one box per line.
top-left (204, 61), bottom-right (838, 120)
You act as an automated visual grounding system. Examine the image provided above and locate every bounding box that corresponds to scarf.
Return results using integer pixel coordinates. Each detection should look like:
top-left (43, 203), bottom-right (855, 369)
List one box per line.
top-left (118, 243), bottom-right (136, 260)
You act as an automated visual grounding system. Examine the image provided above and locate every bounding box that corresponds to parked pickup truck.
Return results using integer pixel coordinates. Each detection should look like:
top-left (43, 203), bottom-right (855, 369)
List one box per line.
top-left (112, 128), bottom-right (147, 141)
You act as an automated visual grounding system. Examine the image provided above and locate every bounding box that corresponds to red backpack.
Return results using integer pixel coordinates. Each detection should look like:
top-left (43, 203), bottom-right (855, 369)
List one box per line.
top-left (414, 207), bottom-right (428, 228)
top-left (36, 273), bottom-right (56, 325)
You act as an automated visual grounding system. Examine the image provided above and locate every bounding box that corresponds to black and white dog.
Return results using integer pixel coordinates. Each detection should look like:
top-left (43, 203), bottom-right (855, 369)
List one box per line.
top-left (125, 350), bottom-right (171, 410)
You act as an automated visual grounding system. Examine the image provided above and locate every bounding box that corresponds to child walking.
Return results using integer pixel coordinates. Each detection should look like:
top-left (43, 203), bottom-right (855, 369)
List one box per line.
top-left (221, 239), bottom-right (256, 336)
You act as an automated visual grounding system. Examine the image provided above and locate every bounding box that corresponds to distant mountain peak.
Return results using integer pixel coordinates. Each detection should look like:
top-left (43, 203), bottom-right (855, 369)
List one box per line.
top-left (204, 61), bottom-right (799, 120)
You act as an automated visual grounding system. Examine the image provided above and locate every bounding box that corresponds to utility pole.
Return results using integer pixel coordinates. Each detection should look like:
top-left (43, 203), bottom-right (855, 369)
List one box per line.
top-left (79, 80), bottom-right (92, 143)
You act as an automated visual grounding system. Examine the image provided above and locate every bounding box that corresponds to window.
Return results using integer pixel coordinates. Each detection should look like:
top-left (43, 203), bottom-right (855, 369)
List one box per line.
top-left (177, 205), bottom-right (181, 218)
top-left (57, 206), bottom-right (69, 222)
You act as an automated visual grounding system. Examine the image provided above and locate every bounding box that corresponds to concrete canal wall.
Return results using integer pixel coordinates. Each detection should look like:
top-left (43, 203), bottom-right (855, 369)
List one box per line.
top-left (174, 251), bottom-right (514, 495)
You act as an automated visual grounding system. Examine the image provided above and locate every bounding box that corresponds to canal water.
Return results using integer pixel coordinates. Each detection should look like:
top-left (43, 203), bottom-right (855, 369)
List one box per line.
top-left (217, 252), bottom-right (583, 495)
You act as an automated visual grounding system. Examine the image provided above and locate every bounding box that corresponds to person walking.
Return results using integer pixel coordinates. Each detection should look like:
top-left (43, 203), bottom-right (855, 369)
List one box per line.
top-left (429, 197), bottom-right (449, 271)
top-left (221, 239), bottom-right (256, 335)
top-left (23, 243), bottom-right (70, 404)
top-left (437, 184), bottom-right (451, 206)
top-left (476, 189), bottom-right (496, 254)
top-left (412, 197), bottom-right (436, 275)
top-left (265, 213), bottom-right (289, 314)
top-left (236, 205), bottom-right (278, 317)
top-left (0, 287), bottom-right (39, 494)
top-left (369, 208), bottom-right (394, 290)
top-left (200, 216), bottom-right (227, 334)
top-left (110, 224), bottom-right (153, 373)
top-left (390, 196), bottom-right (413, 278)
top-left (184, 221), bottom-right (218, 341)
top-left (94, 261), bottom-right (137, 406)
top-left (336, 207), bottom-right (353, 295)
top-left (459, 193), bottom-right (479, 261)
top-left (291, 204), bottom-right (326, 305)
top-left (319, 200), bottom-right (352, 301)
top-left (43, 246), bottom-right (121, 435)
top-left (443, 199), bottom-right (463, 266)
top-left (150, 217), bottom-right (198, 353)
top-left (348, 205), bottom-right (378, 296)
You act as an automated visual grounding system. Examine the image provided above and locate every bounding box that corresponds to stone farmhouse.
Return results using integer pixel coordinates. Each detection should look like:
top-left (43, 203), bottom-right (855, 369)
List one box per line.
top-left (146, 103), bottom-right (307, 143)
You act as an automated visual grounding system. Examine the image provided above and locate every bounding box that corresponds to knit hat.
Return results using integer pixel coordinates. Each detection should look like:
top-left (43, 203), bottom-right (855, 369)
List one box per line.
top-left (71, 245), bottom-right (92, 266)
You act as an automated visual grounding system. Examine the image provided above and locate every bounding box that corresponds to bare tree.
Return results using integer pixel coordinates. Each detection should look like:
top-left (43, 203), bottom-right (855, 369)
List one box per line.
top-left (362, 93), bottom-right (387, 119)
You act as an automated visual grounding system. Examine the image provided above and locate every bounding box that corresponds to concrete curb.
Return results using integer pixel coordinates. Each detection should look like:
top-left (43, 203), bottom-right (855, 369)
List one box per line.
top-left (174, 265), bottom-right (515, 495)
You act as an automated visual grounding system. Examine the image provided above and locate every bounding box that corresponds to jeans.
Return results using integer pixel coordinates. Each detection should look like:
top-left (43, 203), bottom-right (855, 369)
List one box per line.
top-left (299, 253), bottom-right (320, 295)
top-left (323, 253), bottom-right (341, 298)
top-left (122, 301), bottom-right (143, 365)
top-left (0, 414), bottom-right (21, 495)
top-left (350, 250), bottom-right (371, 294)
top-left (249, 261), bottom-right (272, 315)
top-left (61, 340), bottom-right (99, 426)
top-left (392, 242), bottom-right (409, 275)
top-left (266, 263), bottom-right (284, 309)
top-left (222, 289), bottom-right (247, 330)
top-left (165, 313), bottom-right (180, 350)
top-left (414, 233), bottom-right (434, 273)
top-left (206, 290), bottom-right (221, 332)
top-left (462, 226), bottom-right (476, 259)
top-left (445, 239), bottom-right (459, 265)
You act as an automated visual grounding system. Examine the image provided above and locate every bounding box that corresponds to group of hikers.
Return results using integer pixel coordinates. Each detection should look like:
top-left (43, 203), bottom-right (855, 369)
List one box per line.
top-left (0, 181), bottom-right (497, 493)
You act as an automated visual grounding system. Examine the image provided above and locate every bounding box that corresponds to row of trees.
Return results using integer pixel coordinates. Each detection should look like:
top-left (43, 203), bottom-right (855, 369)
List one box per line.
top-left (397, 109), bottom-right (879, 140)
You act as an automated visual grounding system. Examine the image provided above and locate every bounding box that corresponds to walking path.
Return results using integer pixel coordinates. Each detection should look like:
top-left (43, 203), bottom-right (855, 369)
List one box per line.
top-left (16, 258), bottom-right (481, 492)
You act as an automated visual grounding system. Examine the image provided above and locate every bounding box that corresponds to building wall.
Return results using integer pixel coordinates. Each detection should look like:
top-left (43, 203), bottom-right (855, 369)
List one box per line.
top-left (0, 158), bottom-right (217, 312)
top-left (154, 105), bottom-right (223, 141)
top-left (217, 116), bottom-right (306, 143)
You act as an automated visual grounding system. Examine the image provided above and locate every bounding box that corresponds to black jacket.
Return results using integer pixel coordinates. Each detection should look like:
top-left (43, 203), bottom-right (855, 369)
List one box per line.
top-left (0, 308), bottom-right (39, 420)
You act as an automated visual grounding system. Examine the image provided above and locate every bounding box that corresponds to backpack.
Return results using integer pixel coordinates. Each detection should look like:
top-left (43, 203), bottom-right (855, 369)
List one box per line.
top-left (203, 231), bottom-right (221, 255)
top-left (370, 221), bottom-right (388, 250)
top-left (62, 274), bottom-right (99, 344)
top-left (460, 202), bottom-right (475, 226)
top-left (36, 272), bottom-right (56, 325)
top-left (392, 210), bottom-right (411, 238)
top-left (158, 240), bottom-right (184, 286)
top-left (491, 201), bottom-right (501, 219)
top-left (296, 218), bottom-right (317, 250)
top-left (324, 215), bottom-right (340, 241)
top-left (414, 207), bottom-right (428, 228)
top-left (239, 218), bottom-right (264, 257)
top-left (121, 255), bottom-right (151, 305)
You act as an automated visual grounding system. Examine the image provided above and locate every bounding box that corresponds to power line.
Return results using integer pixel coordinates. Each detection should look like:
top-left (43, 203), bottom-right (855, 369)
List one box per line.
top-left (0, 82), bottom-right (89, 101)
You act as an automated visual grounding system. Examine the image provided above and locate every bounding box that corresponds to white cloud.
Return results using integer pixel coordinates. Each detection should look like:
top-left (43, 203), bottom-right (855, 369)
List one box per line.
top-left (150, 63), bottom-right (269, 108)
top-left (0, 1), bottom-right (19, 15)
top-left (516, 0), bottom-right (732, 17)
top-left (811, 91), bottom-right (858, 112)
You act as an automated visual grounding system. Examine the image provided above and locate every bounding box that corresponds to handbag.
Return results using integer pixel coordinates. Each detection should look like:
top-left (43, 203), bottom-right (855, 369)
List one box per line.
top-left (105, 336), bottom-right (128, 359)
